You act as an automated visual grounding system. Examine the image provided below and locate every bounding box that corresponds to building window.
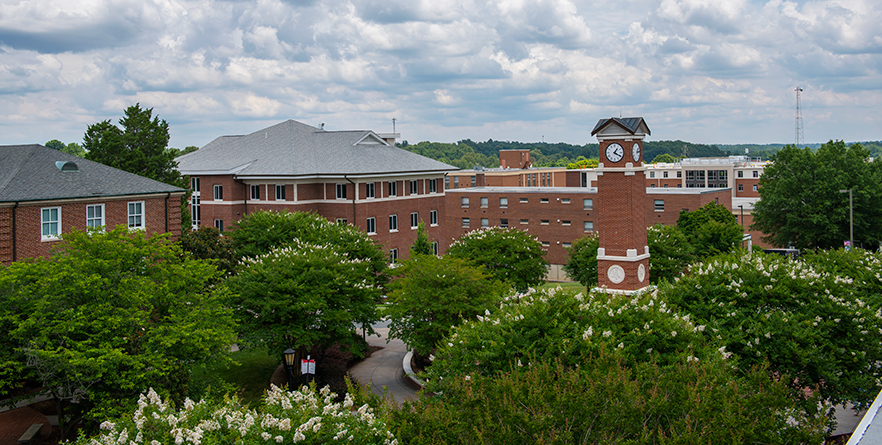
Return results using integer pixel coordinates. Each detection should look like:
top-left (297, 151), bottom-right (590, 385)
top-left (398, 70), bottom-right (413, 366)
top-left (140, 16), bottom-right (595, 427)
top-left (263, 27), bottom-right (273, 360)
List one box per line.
top-left (275, 184), bottom-right (286, 200)
top-left (336, 218), bottom-right (348, 225)
top-left (753, 171), bottom-right (759, 178)
top-left (432, 242), bottom-right (439, 255)
top-left (191, 177), bottom-right (200, 192)
top-left (470, 176), bottom-right (476, 186)
top-left (429, 179), bottom-right (437, 193)
top-left (445, 177), bottom-right (450, 190)
top-left (583, 198), bottom-right (593, 210)
top-left (650, 184), bottom-right (656, 188)
top-left (480, 197), bottom-right (488, 208)
top-left (677, 184), bottom-right (682, 188)
top-left (462, 218), bottom-right (470, 228)
top-left (561, 198), bottom-right (570, 204)
top-left (650, 171), bottom-right (656, 178)
top-left (250, 184), bottom-right (260, 200)
top-left (738, 184), bottom-right (744, 191)
top-left (214, 219), bottom-right (223, 232)
top-left (191, 195), bottom-right (201, 227)
top-left (366, 182), bottom-right (375, 198)
top-left (410, 180), bottom-right (418, 195)
top-left (430, 210), bottom-right (438, 226)
top-left (454, 177), bottom-right (459, 188)
top-left (388, 181), bottom-right (397, 196)
top-left (677, 171), bottom-right (682, 178)
top-left (753, 184), bottom-right (758, 191)
top-left (86, 204), bottom-right (104, 229)
top-left (663, 184), bottom-right (669, 188)
top-left (520, 197), bottom-right (528, 203)
top-left (499, 197), bottom-right (508, 208)
top-left (500, 218), bottom-right (509, 228)
top-left (540, 198), bottom-right (549, 203)
top-left (562, 220), bottom-right (571, 226)
top-left (367, 217), bottom-right (376, 234)
top-left (389, 214), bottom-right (398, 232)
top-left (461, 197), bottom-right (469, 207)
top-left (520, 219), bottom-right (528, 225)
top-left (654, 200), bottom-right (665, 212)
top-left (541, 241), bottom-right (550, 247)
top-left (213, 184), bottom-right (223, 200)
top-left (541, 219), bottom-right (549, 225)
top-left (411, 212), bottom-right (419, 229)
top-left (663, 171), bottom-right (668, 178)
top-left (41, 207), bottom-right (61, 240)
top-left (336, 183), bottom-right (347, 199)
top-left (563, 242), bottom-right (572, 248)
top-left (584, 221), bottom-right (594, 232)
top-left (390, 248), bottom-right (398, 264)
top-left (737, 171), bottom-right (744, 178)
top-left (481, 218), bottom-right (489, 228)
top-left (128, 201), bottom-right (145, 229)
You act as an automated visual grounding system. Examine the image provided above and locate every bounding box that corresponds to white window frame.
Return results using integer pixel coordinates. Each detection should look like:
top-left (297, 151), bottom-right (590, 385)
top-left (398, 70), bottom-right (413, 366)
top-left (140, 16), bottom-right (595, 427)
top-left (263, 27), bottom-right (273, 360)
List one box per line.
top-left (276, 184), bottom-right (286, 201)
top-left (128, 201), bottom-right (145, 229)
top-left (367, 217), bottom-right (376, 234)
top-left (430, 210), bottom-right (438, 226)
top-left (738, 184), bottom-right (744, 191)
top-left (499, 197), bottom-right (508, 208)
top-left (191, 195), bottom-right (201, 228)
top-left (654, 199), bottom-right (665, 212)
top-left (86, 204), bottom-right (105, 230)
top-left (500, 218), bottom-right (509, 228)
top-left (366, 182), bottom-right (375, 199)
top-left (214, 219), bottom-right (223, 231)
top-left (432, 242), bottom-right (439, 255)
top-left (336, 183), bottom-right (347, 199)
top-left (388, 181), bottom-right (397, 197)
top-left (41, 207), bottom-right (61, 240)
top-left (191, 177), bottom-right (200, 192)
top-left (390, 248), bottom-right (399, 264)
top-left (410, 180), bottom-right (418, 195)
top-left (462, 218), bottom-right (470, 228)
top-left (461, 197), bottom-right (469, 207)
top-left (410, 212), bottom-right (419, 229)
top-left (429, 179), bottom-right (437, 193)
top-left (336, 218), bottom-right (348, 225)
top-left (480, 197), bottom-right (488, 208)
top-left (480, 218), bottom-right (489, 228)
top-left (213, 184), bottom-right (223, 200)
top-left (753, 171), bottom-right (759, 178)
top-left (753, 184), bottom-right (758, 191)
top-left (389, 214), bottom-right (398, 232)
top-left (584, 221), bottom-right (594, 232)
top-left (250, 184), bottom-right (260, 200)
top-left (584, 198), bottom-right (593, 210)
top-left (561, 198), bottom-right (570, 204)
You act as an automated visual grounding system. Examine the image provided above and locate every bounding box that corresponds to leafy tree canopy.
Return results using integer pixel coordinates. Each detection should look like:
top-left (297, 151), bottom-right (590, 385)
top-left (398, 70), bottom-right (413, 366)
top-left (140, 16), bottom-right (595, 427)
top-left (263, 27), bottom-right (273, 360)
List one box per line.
top-left (751, 141), bottom-right (882, 250)
top-left (84, 103), bottom-right (183, 186)
top-left (677, 201), bottom-right (742, 258)
top-left (647, 224), bottom-right (695, 283)
top-left (562, 233), bottom-right (599, 288)
top-left (446, 227), bottom-right (547, 292)
top-left (650, 153), bottom-right (678, 164)
top-left (0, 227), bottom-right (235, 438)
top-left (410, 221), bottom-right (433, 257)
top-left (45, 139), bottom-right (86, 157)
top-left (387, 255), bottom-right (507, 358)
top-left (180, 226), bottom-right (238, 276)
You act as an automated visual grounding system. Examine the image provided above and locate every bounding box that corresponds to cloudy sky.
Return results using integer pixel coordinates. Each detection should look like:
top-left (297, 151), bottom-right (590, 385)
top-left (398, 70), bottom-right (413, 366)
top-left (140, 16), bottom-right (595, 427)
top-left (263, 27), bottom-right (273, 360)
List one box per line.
top-left (1, 0), bottom-right (879, 149)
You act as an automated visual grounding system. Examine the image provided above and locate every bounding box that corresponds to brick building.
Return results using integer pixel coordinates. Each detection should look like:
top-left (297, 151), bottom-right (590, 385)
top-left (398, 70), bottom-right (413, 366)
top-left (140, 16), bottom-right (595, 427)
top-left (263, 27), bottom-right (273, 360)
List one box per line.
top-left (0, 144), bottom-right (185, 265)
top-left (176, 120), bottom-right (458, 261)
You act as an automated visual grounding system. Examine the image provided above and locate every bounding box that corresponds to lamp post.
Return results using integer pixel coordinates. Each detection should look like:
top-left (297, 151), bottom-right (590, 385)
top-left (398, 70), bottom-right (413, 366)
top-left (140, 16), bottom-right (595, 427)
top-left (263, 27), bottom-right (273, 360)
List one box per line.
top-left (283, 348), bottom-right (296, 389)
top-left (737, 205), bottom-right (744, 230)
top-left (839, 189), bottom-right (853, 249)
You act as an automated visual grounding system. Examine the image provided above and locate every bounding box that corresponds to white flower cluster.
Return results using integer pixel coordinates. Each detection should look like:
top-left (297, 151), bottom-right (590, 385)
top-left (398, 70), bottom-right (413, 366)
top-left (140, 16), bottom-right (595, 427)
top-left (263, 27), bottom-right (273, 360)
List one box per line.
top-left (79, 385), bottom-right (396, 445)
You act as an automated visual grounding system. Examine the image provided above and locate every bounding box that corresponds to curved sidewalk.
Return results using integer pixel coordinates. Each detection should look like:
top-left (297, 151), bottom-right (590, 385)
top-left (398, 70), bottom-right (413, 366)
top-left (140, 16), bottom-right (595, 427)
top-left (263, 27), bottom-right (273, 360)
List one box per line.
top-left (349, 320), bottom-right (419, 405)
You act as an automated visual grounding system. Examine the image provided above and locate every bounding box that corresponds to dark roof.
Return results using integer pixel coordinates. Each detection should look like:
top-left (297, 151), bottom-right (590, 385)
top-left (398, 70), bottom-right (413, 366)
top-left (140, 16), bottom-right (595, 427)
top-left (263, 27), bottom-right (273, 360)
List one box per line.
top-left (591, 117), bottom-right (651, 136)
top-left (175, 120), bottom-right (458, 177)
top-left (0, 145), bottom-right (184, 203)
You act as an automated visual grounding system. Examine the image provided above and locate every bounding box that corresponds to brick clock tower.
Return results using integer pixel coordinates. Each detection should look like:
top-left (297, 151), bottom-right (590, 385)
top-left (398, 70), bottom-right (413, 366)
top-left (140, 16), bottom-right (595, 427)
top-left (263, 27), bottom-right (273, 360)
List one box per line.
top-left (591, 117), bottom-right (652, 294)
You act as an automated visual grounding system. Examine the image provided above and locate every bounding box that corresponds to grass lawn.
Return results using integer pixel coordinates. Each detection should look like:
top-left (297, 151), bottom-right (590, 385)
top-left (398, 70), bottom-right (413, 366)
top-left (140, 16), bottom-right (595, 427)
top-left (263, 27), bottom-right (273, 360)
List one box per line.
top-left (539, 281), bottom-right (586, 292)
top-left (191, 346), bottom-right (279, 406)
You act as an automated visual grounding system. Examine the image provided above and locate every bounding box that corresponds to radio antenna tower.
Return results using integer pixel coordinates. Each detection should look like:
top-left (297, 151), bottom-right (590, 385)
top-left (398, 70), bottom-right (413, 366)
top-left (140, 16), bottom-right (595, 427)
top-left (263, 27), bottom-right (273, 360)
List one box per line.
top-left (795, 87), bottom-right (804, 147)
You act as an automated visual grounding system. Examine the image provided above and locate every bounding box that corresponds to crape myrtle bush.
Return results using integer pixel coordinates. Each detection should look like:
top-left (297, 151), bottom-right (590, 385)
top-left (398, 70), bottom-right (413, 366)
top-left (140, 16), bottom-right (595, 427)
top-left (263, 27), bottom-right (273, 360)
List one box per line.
top-left (662, 250), bottom-right (882, 410)
top-left (74, 383), bottom-right (397, 445)
top-left (446, 227), bottom-right (548, 292)
top-left (393, 351), bottom-right (826, 445)
top-left (424, 287), bottom-right (719, 384)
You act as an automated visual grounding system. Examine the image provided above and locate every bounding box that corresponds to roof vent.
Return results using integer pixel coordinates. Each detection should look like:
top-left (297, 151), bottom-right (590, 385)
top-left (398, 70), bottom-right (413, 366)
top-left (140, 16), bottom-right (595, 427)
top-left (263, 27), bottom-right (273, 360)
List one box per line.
top-left (55, 161), bottom-right (79, 172)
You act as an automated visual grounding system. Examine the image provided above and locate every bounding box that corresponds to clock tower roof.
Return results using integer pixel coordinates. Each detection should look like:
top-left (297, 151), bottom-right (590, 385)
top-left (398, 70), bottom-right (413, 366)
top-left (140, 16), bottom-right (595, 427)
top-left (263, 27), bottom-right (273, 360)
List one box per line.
top-left (591, 117), bottom-right (651, 138)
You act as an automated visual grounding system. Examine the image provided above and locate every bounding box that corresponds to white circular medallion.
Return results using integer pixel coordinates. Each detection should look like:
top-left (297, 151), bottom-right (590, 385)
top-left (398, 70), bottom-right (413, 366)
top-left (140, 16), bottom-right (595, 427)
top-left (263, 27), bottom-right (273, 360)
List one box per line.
top-left (637, 263), bottom-right (646, 283)
top-left (607, 265), bottom-right (625, 284)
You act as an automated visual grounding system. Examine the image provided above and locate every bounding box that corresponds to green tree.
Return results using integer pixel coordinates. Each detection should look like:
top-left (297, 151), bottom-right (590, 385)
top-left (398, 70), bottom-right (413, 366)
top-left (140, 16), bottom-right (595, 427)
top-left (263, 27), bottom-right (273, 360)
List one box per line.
top-left (650, 153), bottom-right (678, 164)
top-left (677, 201), bottom-right (742, 258)
top-left (386, 255), bottom-right (507, 359)
top-left (0, 227), bottom-right (235, 438)
top-left (45, 139), bottom-right (64, 150)
top-left (225, 238), bottom-right (383, 360)
top-left (647, 224), bottom-right (695, 283)
top-left (565, 156), bottom-right (599, 169)
top-left (751, 141), bottom-right (882, 250)
top-left (562, 233), bottom-right (599, 288)
top-left (84, 104), bottom-right (183, 187)
top-left (410, 221), bottom-right (433, 257)
top-left (180, 226), bottom-right (238, 276)
top-left (45, 139), bottom-right (86, 157)
top-left (662, 251), bottom-right (882, 412)
top-left (446, 227), bottom-right (547, 292)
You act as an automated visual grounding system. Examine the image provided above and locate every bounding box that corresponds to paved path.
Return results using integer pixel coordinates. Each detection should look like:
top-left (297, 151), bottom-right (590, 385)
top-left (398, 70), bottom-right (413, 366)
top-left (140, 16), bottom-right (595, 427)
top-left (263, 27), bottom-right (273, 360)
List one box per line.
top-left (349, 320), bottom-right (419, 406)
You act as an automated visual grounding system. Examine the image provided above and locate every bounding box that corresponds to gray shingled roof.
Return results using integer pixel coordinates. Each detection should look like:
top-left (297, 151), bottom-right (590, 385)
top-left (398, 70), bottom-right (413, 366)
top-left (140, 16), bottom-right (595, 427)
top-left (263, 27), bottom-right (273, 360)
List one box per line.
top-left (591, 117), bottom-right (652, 136)
top-left (0, 145), bottom-right (184, 203)
top-left (175, 120), bottom-right (458, 177)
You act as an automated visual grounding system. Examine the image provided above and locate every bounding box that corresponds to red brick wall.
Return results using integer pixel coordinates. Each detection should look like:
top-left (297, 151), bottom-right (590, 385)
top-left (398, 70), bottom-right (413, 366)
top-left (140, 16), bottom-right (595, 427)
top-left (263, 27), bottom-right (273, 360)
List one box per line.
top-left (734, 178), bottom-right (760, 197)
top-left (1, 195), bottom-right (183, 265)
top-left (645, 189), bottom-right (731, 227)
top-left (298, 183), bottom-right (323, 201)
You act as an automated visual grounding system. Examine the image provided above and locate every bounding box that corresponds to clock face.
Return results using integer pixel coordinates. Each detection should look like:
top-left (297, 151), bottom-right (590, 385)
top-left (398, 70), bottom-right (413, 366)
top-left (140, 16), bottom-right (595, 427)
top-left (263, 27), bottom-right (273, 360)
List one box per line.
top-left (632, 143), bottom-right (641, 162)
top-left (606, 143), bottom-right (624, 163)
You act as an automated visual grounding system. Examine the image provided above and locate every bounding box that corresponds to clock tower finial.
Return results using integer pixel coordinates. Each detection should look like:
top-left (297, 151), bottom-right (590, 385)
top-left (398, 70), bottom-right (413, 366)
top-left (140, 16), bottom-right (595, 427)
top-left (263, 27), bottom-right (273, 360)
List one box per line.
top-left (591, 117), bottom-right (651, 294)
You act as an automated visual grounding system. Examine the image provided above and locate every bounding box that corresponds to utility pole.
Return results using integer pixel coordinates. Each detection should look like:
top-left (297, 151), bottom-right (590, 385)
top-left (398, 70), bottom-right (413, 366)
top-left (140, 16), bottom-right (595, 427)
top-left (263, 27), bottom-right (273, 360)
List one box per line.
top-left (795, 87), bottom-right (804, 147)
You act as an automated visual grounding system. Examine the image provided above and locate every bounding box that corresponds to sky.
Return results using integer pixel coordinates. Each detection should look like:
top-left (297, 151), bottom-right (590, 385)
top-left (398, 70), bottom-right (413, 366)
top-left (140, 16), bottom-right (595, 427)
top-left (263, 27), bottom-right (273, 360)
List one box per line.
top-left (1, 0), bottom-right (880, 149)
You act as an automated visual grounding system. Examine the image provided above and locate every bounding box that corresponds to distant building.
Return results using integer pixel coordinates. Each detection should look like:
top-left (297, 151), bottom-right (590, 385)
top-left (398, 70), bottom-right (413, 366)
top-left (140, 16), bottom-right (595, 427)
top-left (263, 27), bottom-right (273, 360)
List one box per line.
top-left (0, 144), bottom-right (185, 265)
top-left (176, 120), bottom-right (458, 260)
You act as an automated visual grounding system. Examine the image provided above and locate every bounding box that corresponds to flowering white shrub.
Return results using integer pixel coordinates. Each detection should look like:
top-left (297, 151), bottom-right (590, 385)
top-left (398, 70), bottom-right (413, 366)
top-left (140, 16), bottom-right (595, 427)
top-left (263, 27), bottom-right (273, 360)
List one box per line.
top-left (75, 385), bottom-right (396, 445)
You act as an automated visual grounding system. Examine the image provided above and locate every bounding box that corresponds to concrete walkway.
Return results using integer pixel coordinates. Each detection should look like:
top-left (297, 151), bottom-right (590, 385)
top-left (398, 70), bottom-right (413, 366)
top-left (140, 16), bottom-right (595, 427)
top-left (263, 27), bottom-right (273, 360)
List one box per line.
top-left (349, 319), bottom-right (419, 406)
